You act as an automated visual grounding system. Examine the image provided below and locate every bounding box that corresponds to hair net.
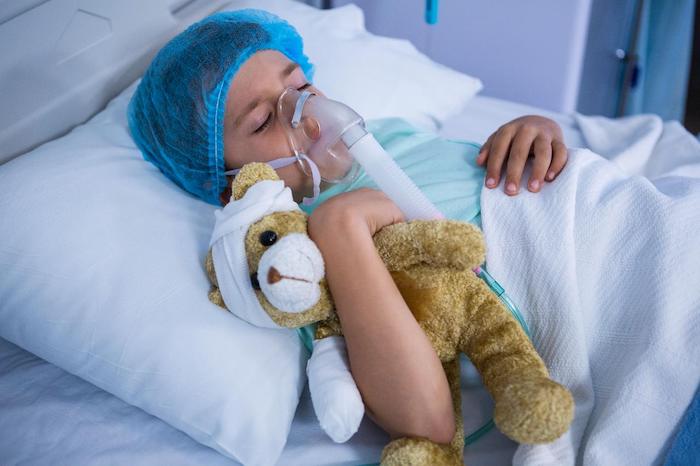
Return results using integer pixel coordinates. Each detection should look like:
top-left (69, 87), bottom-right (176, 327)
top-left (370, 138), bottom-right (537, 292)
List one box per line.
top-left (127, 9), bottom-right (314, 206)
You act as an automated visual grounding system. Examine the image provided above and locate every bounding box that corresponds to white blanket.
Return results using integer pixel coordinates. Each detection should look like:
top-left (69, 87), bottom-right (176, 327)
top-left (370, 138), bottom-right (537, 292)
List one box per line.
top-left (480, 113), bottom-right (700, 465)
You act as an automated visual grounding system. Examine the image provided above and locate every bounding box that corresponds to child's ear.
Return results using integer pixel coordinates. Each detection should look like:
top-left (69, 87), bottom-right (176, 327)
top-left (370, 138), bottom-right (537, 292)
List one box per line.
top-left (231, 163), bottom-right (281, 201)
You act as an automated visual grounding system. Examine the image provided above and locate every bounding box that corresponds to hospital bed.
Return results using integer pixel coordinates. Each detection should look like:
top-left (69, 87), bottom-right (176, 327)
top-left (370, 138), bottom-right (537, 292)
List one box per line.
top-left (1, 1), bottom-right (696, 465)
top-left (0, 100), bottom-right (578, 466)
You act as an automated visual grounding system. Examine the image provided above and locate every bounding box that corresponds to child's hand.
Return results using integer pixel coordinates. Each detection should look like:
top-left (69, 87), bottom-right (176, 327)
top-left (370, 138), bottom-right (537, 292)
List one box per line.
top-left (476, 115), bottom-right (568, 195)
top-left (308, 188), bottom-right (405, 240)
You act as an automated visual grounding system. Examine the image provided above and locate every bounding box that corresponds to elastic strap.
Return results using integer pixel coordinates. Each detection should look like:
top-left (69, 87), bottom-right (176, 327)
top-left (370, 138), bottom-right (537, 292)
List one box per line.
top-left (223, 156), bottom-right (297, 176)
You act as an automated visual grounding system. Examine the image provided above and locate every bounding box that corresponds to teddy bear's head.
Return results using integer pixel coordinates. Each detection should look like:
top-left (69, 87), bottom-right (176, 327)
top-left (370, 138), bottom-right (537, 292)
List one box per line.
top-left (206, 163), bottom-right (333, 329)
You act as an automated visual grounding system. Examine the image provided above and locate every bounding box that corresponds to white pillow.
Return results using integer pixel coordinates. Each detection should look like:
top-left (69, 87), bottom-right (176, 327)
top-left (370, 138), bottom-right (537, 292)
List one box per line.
top-left (225, 0), bottom-right (483, 131)
top-left (0, 82), bottom-right (307, 466)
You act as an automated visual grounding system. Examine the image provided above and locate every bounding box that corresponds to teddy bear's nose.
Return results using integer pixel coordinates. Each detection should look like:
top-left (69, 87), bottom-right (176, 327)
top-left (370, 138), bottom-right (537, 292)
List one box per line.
top-left (268, 266), bottom-right (283, 284)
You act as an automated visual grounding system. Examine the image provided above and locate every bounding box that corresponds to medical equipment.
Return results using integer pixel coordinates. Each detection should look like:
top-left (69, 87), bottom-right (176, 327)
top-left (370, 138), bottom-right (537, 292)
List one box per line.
top-left (425, 0), bottom-right (439, 24)
top-left (228, 87), bottom-right (444, 217)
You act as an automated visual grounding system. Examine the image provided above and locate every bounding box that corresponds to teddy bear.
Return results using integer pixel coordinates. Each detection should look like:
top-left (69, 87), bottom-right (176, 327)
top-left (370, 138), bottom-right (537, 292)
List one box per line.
top-left (205, 162), bottom-right (573, 466)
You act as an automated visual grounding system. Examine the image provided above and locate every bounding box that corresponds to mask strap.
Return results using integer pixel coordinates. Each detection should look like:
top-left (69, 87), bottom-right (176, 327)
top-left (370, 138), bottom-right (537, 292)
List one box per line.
top-left (224, 156), bottom-right (298, 176)
top-left (299, 153), bottom-right (321, 206)
top-left (223, 155), bottom-right (320, 206)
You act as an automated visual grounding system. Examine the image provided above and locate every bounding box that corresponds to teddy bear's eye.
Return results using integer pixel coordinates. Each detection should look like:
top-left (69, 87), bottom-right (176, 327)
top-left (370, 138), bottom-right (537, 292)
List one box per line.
top-left (259, 230), bottom-right (278, 246)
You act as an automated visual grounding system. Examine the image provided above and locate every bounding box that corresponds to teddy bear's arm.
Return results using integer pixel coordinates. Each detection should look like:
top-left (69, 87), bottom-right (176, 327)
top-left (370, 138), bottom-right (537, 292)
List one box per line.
top-left (315, 314), bottom-right (343, 339)
top-left (373, 220), bottom-right (486, 272)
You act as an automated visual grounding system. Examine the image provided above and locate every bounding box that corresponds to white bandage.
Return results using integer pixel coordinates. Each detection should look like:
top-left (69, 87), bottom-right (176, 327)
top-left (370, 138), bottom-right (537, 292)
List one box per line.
top-left (209, 180), bottom-right (300, 329)
top-left (307, 336), bottom-right (365, 443)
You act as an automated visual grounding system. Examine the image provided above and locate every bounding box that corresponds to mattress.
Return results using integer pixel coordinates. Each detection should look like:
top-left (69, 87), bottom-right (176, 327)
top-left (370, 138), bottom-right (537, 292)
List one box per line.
top-left (0, 96), bottom-right (585, 466)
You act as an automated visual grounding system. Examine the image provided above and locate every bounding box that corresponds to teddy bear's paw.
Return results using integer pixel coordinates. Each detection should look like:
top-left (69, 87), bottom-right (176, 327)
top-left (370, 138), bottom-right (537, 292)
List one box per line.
top-left (493, 377), bottom-right (574, 444)
top-left (316, 381), bottom-right (365, 443)
top-left (380, 438), bottom-right (461, 466)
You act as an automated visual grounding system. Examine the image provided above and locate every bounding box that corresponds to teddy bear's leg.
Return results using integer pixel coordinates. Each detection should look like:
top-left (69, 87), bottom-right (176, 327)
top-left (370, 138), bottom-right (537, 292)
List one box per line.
top-left (380, 359), bottom-right (464, 466)
top-left (380, 438), bottom-right (461, 466)
top-left (460, 281), bottom-right (573, 444)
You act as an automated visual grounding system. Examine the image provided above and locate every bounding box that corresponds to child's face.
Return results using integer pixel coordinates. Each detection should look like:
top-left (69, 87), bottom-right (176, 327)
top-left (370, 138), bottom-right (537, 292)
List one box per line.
top-left (223, 50), bottom-right (323, 204)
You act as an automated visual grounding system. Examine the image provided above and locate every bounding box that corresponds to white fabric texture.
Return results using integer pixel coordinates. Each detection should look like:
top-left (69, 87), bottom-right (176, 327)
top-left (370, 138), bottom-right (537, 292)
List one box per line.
top-left (210, 180), bottom-right (300, 246)
top-left (480, 115), bottom-right (700, 465)
top-left (0, 83), bottom-right (308, 466)
top-left (0, 335), bottom-right (519, 466)
top-left (210, 180), bottom-right (300, 329)
top-left (224, 0), bottom-right (483, 132)
top-left (307, 336), bottom-right (365, 443)
top-left (575, 112), bottom-right (700, 180)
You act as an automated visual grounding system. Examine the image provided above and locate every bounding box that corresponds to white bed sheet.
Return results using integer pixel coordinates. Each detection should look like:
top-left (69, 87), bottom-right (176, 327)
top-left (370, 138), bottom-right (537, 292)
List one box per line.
top-left (481, 113), bottom-right (700, 466)
top-left (0, 96), bottom-right (584, 466)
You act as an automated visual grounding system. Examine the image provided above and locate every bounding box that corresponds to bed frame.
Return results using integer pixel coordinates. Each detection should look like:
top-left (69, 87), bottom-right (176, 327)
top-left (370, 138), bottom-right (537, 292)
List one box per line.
top-left (0, 0), bottom-right (230, 164)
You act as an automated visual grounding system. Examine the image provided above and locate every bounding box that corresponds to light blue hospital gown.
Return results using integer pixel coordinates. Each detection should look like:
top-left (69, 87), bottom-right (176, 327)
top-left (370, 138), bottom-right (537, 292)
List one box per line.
top-left (300, 117), bottom-right (485, 226)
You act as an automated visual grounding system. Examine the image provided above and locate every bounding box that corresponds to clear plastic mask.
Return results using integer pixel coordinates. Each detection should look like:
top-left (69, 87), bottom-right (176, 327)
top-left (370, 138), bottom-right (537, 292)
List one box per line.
top-left (277, 88), bottom-right (362, 185)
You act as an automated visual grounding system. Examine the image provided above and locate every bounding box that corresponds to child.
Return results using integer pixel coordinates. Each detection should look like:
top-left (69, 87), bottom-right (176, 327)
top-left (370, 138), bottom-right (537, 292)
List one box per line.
top-left (128, 9), bottom-right (568, 444)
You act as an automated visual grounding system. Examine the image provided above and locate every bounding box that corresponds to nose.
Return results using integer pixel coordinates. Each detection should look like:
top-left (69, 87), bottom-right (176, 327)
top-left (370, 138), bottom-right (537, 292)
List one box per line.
top-left (303, 117), bottom-right (321, 141)
top-left (267, 266), bottom-right (282, 284)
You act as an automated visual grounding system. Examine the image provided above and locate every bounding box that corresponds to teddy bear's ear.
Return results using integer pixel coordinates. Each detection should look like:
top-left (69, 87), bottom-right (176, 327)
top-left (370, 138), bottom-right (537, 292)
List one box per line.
top-left (230, 163), bottom-right (281, 201)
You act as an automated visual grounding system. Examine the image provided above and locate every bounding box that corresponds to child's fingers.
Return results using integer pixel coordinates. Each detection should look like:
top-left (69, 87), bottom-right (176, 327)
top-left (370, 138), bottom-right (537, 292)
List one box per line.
top-left (528, 136), bottom-right (552, 192)
top-left (546, 140), bottom-right (569, 180)
top-left (476, 135), bottom-right (494, 166)
top-left (504, 128), bottom-right (537, 195)
top-left (485, 128), bottom-right (514, 188)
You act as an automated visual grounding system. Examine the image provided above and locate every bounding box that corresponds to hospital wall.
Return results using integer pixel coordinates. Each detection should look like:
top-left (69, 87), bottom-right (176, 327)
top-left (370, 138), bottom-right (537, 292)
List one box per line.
top-left (330, 0), bottom-right (638, 117)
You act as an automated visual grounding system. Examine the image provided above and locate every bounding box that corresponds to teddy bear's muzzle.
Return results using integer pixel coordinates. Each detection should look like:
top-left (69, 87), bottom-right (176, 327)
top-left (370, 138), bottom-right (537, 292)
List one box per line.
top-left (257, 233), bottom-right (325, 313)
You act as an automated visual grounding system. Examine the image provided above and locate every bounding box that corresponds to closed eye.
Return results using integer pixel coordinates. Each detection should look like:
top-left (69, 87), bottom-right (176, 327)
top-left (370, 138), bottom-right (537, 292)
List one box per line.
top-left (253, 113), bottom-right (272, 134)
top-left (253, 84), bottom-right (312, 134)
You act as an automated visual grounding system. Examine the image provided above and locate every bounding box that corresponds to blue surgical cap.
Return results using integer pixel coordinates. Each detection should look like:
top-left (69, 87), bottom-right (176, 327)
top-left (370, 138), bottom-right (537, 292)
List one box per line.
top-left (127, 9), bottom-right (314, 206)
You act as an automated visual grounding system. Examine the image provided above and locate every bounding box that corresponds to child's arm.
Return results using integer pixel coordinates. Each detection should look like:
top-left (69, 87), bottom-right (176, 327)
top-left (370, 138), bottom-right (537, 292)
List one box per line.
top-left (308, 188), bottom-right (456, 444)
top-left (477, 115), bottom-right (568, 195)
